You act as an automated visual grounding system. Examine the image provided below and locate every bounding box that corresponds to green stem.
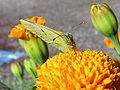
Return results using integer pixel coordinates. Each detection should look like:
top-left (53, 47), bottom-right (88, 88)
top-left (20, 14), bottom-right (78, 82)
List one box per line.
top-left (32, 74), bottom-right (37, 82)
top-left (109, 34), bottom-right (120, 60)
top-left (30, 68), bottom-right (37, 82)
top-left (19, 79), bottom-right (24, 90)
top-left (114, 49), bottom-right (120, 60)
top-left (0, 81), bottom-right (13, 90)
top-left (21, 80), bottom-right (24, 90)
top-left (14, 80), bottom-right (18, 90)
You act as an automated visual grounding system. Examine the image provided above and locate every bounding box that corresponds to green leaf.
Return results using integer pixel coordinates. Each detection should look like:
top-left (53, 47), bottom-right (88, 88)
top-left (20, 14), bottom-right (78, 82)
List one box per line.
top-left (0, 81), bottom-right (13, 90)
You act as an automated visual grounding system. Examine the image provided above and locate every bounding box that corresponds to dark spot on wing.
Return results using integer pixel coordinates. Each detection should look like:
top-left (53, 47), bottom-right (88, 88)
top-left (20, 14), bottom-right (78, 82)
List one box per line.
top-left (41, 29), bottom-right (47, 35)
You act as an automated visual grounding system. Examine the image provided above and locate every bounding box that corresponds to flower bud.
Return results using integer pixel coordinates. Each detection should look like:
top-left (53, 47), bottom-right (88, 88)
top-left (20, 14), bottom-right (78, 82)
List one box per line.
top-left (90, 3), bottom-right (118, 37)
top-left (8, 17), bottom-right (49, 66)
top-left (19, 37), bottom-right (49, 65)
top-left (10, 61), bottom-right (23, 82)
top-left (24, 59), bottom-right (37, 77)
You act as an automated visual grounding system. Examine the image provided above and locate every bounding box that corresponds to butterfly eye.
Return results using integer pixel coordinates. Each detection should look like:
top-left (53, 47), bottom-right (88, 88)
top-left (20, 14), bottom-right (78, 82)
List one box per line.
top-left (66, 33), bottom-right (73, 39)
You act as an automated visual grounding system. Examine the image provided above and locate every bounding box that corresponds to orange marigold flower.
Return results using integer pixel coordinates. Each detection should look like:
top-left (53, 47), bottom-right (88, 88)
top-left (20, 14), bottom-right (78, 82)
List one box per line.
top-left (8, 17), bottom-right (46, 40)
top-left (103, 32), bottom-right (120, 48)
top-left (35, 50), bottom-right (120, 90)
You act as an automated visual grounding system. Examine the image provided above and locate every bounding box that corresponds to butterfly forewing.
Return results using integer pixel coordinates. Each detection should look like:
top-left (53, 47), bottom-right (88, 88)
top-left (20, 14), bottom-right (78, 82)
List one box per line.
top-left (20, 20), bottom-right (76, 52)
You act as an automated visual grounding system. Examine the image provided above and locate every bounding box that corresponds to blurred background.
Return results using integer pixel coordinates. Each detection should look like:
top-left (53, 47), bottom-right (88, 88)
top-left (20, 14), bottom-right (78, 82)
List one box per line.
top-left (0, 0), bottom-right (120, 88)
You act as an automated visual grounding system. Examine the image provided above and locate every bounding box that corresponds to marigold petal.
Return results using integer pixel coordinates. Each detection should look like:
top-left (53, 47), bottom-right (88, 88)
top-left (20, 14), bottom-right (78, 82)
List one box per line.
top-left (8, 24), bottom-right (29, 40)
top-left (103, 32), bottom-right (120, 48)
top-left (25, 17), bottom-right (46, 25)
top-left (8, 17), bottom-right (46, 40)
top-left (35, 50), bottom-right (120, 90)
top-left (103, 37), bottom-right (114, 48)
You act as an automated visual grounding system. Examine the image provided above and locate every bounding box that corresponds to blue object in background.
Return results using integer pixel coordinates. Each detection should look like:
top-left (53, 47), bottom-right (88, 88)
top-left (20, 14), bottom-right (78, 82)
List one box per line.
top-left (0, 50), bottom-right (25, 65)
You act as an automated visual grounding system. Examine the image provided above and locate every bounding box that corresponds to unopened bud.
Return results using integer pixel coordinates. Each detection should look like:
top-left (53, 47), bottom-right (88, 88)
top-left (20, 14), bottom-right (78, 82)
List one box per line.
top-left (24, 59), bottom-right (37, 77)
top-left (19, 37), bottom-right (49, 66)
top-left (90, 3), bottom-right (118, 37)
top-left (10, 61), bottom-right (23, 82)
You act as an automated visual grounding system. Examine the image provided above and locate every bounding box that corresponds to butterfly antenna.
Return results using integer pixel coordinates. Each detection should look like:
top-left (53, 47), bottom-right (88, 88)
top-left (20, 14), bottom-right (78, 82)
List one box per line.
top-left (72, 21), bottom-right (85, 30)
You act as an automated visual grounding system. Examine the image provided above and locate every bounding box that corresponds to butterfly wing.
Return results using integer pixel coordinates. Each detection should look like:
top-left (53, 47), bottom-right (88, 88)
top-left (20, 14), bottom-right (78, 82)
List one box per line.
top-left (20, 20), bottom-right (76, 52)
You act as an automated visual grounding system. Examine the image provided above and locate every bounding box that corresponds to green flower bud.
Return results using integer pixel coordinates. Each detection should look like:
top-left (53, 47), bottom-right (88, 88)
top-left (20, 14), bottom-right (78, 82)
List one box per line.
top-left (24, 59), bottom-right (37, 78)
top-left (90, 3), bottom-right (118, 37)
top-left (10, 61), bottom-right (23, 83)
top-left (19, 37), bottom-right (49, 66)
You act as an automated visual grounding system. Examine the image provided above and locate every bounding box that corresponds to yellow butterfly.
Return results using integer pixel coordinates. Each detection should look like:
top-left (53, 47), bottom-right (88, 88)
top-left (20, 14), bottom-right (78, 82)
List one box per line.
top-left (20, 20), bottom-right (76, 52)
